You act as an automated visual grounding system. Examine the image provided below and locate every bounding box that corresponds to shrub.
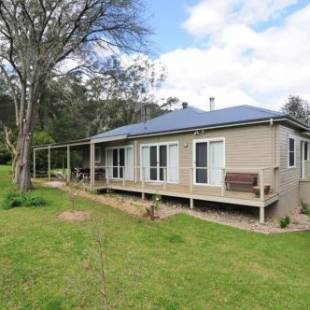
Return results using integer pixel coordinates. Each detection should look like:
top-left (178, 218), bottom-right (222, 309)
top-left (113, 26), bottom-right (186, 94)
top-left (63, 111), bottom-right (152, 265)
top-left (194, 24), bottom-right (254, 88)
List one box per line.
top-left (2, 192), bottom-right (47, 209)
top-left (301, 201), bottom-right (310, 215)
top-left (26, 196), bottom-right (47, 207)
top-left (2, 192), bottom-right (26, 210)
top-left (280, 216), bottom-right (291, 229)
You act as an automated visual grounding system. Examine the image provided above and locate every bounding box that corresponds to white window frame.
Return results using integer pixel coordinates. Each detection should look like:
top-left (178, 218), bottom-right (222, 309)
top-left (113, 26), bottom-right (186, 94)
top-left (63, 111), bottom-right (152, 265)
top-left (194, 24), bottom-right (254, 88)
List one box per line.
top-left (105, 145), bottom-right (134, 180)
top-left (193, 137), bottom-right (226, 187)
top-left (288, 136), bottom-right (296, 169)
top-left (95, 146), bottom-right (101, 164)
top-left (139, 141), bottom-right (179, 184)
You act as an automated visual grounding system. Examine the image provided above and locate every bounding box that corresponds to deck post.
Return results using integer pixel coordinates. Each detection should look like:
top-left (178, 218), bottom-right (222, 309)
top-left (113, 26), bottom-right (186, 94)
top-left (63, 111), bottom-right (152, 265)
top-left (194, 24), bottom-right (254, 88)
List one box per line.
top-left (33, 149), bottom-right (36, 178)
top-left (90, 143), bottom-right (95, 190)
top-left (47, 146), bottom-right (51, 181)
top-left (259, 206), bottom-right (265, 224)
top-left (66, 145), bottom-right (71, 183)
top-left (190, 198), bottom-right (194, 209)
top-left (259, 169), bottom-right (265, 201)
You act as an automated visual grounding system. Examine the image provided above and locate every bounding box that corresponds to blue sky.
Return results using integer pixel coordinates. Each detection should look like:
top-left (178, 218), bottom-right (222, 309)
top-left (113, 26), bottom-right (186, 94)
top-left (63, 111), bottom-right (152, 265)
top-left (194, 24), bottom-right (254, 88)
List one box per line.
top-left (142, 0), bottom-right (310, 110)
top-left (145, 0), bottom-right (309, 53)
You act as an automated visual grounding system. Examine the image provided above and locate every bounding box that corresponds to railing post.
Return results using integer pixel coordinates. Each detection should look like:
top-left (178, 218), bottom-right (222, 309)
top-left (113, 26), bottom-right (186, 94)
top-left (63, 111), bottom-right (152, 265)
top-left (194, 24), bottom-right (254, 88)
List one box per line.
top-left (189, 167), bottom-right (193, 194)
top-left (141, 167), bottom-right (145, 200)
top-left (90, 143), bottom-right (95, 190)
top-left (163, 167), bottom-right (167, 190)
top-left (221, 168), bottom-right (225, 197)
top-left (122, 166), bottom-right (126, 186)
top-left (48, 146), bottom-right (51, 181)
top-left (259, 169), bottom-right (265, 201)
top-left (106, 167), bottom-right (110, 186)
top-left (66, 145), bottom-right (71, 183)
top-left (275, 167), bottom-right (279, 194)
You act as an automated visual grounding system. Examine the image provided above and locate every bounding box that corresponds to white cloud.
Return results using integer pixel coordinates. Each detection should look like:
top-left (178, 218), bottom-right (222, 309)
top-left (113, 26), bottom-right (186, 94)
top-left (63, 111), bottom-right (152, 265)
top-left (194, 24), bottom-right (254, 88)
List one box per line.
top-left (157, 2), bottom-right (310, 111)
top-left (184, 0), bottom-right (297, 38)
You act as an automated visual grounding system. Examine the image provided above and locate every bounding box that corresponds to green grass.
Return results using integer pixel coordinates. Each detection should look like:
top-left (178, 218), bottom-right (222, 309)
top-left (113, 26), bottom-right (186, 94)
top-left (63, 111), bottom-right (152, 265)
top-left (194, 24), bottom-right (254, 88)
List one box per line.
top-left (0, 165), bottom-right (309, 309)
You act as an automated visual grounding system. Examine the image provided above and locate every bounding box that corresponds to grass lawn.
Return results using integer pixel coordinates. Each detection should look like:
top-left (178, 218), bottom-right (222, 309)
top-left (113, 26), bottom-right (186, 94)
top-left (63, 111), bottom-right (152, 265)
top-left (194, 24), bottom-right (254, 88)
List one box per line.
top-left (0, 165), bottom-right (310, 309)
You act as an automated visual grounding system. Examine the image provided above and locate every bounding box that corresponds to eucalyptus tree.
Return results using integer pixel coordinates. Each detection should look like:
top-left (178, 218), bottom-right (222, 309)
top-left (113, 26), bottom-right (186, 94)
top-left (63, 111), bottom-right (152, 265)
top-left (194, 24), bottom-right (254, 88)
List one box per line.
top-left (0, 0), bottom-right (148, 191)
top-left (282, 96), bottom-right (310, 125)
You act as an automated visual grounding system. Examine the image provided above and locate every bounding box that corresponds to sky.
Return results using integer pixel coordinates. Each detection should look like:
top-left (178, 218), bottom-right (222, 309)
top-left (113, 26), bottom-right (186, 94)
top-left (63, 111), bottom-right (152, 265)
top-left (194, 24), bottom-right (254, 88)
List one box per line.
top-left (143, 0), bottom-right (310, 111)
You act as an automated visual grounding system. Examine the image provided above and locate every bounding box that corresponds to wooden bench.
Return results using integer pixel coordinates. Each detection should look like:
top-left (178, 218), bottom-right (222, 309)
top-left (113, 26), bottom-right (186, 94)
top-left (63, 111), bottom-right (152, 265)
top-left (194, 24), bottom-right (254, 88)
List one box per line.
top-left (225, 172), bottom-right (258, 190)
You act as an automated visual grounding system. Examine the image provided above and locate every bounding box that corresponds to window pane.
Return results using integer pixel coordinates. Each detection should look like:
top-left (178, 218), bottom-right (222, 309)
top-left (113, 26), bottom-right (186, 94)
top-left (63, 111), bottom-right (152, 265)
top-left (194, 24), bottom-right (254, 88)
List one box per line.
top-left (119, 148), bottom-right (125, 178)
top-left (159, 145), bottom-right (167, 181)
top-left (305, 143), bottom-right (308, 161)
top-left (113, 149), bottom-right (118, 178)
top-left (289, 138), bottom-right (295, 152)
top-left (150, 146), bottom-right (157, 181)
top-left (289, 151), bottom-right (295, 167)
top-left (196, 142), bottom-right (208, 183)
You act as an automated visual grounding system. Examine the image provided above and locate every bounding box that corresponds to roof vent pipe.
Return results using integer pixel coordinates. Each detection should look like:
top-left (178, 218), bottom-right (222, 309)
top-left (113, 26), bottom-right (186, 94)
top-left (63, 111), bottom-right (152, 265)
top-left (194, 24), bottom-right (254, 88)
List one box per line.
top-left (209, 97), bottom-right (215, 111)
top-left (182, 102), bottom-right (188, 109)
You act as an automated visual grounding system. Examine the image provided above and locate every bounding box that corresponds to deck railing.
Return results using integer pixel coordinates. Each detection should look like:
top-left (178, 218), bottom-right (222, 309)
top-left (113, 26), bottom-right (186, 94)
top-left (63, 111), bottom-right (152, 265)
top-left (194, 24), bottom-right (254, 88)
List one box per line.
top-left (93, 165), bottom-right (279, 201)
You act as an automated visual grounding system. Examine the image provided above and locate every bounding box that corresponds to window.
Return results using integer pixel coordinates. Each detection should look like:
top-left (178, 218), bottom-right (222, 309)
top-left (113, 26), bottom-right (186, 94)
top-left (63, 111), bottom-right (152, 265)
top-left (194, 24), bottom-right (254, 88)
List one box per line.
top-left (305, 142), bottom-right (309, 161)
top-left (95, 146), bottom-right (101, 163)
top-left (194, 139), bottom-right (225, 186)
top-left (288, 137), bottom-right (296, 168)
top-left (106, 146), bottom-right (133, 180)
top-left (141, 142), bottom-right (179, 183)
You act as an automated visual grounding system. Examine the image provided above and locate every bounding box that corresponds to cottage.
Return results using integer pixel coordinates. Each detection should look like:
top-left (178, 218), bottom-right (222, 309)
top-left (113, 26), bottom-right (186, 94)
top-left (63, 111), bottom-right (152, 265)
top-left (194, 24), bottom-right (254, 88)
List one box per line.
top-left (33, 102), bottom-right (310, 223)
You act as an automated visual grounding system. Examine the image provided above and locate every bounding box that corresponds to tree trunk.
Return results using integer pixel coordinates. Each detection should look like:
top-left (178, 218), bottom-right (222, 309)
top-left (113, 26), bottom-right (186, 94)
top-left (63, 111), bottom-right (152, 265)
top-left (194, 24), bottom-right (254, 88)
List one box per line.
top-left (15, 128), bottom-right (33, 191)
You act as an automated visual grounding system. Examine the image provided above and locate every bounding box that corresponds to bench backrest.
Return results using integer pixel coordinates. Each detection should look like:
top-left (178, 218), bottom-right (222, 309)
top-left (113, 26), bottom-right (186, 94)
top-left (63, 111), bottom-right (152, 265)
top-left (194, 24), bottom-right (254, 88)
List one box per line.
top-left (225, 172), bottom-right (258, 185)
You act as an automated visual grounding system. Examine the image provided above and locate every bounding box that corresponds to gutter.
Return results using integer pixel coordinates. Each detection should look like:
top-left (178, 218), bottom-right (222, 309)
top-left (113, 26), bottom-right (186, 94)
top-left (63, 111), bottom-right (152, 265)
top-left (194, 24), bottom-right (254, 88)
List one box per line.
top-left (90, 134), bottom-right (128, 144)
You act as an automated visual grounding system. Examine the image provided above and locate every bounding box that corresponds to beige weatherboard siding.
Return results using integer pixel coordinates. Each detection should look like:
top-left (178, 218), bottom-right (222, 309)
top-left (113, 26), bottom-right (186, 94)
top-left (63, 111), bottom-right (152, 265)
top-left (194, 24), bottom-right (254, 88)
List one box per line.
top-left (133, 124), bottom-right (276, 188)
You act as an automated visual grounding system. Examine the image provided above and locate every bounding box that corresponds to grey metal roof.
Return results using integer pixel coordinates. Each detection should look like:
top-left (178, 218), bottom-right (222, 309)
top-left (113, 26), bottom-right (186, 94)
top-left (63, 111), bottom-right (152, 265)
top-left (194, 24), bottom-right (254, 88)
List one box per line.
top-left (90, 105), bottom-right (300, 140)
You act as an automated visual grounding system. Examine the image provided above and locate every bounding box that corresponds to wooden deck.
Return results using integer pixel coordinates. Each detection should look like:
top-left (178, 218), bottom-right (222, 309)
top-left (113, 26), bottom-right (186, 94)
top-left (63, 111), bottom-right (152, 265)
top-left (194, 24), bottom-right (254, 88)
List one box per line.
top-left (93, 179), bottom-right (278, 208)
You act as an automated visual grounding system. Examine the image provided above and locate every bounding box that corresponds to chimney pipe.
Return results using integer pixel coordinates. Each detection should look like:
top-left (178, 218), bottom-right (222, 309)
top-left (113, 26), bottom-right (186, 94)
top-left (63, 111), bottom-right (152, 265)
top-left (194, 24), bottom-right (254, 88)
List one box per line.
top-left (182, 102), bottom-right (188, 109)
top-left (209, 97), bottom-right (215, 111)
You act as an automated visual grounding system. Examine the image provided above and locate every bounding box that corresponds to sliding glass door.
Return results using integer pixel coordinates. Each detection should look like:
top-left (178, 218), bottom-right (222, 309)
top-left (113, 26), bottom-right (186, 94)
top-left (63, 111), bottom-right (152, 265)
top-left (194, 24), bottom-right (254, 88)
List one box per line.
top-left (141, 142), bottom-right (179, 183)
top-left (194, 139), bottom-right (225, 186)
top-left (106, 146), bottom-right (133, 180)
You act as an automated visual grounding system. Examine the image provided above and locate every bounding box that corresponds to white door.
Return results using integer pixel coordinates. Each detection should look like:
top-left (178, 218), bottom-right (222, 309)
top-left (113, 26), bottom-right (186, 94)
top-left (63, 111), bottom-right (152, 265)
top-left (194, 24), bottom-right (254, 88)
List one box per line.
top-left (168, 143), bottom-right (179, 183)
top-left (209, 141), bottom-right (224, 185)
top-left (126, 147), bottom-right (134, 180)
top-left (106, 149), bottom-right (113, 178)
top-left (141, 146), bottom-right (150, 181)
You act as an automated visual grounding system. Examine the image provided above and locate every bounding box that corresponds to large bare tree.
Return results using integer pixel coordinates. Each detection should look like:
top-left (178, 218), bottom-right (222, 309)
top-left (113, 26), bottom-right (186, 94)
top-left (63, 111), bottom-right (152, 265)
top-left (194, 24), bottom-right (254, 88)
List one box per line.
top-left (0, 0), bottom-right (148, 191)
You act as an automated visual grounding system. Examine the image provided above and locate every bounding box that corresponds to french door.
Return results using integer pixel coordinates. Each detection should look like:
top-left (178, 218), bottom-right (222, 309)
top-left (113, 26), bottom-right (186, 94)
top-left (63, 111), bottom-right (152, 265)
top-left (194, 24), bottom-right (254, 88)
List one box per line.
top-left (141, 142), bottom-right (179, 183)
top-left (106, 146), bottom-right (133, 180)
top-left (194, 139), bottom-right (225, 186)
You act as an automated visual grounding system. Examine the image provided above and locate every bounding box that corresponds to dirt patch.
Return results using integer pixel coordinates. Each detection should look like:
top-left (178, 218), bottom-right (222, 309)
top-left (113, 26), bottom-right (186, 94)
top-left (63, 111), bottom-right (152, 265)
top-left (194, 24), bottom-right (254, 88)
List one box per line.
top-left (58, 211), bottom-right (91, 222)
top-left (42, 181), bottom-right (66, 188)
